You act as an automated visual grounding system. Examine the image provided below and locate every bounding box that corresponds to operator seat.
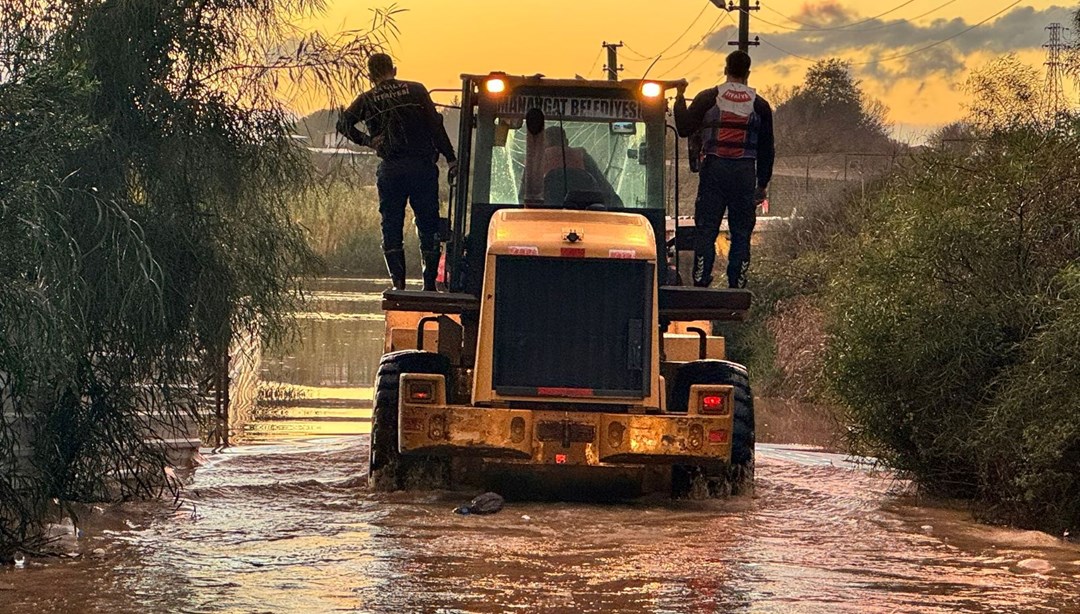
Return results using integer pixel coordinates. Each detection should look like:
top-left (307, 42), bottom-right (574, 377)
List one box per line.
top-left (543, 168), bottom-right (600, 208)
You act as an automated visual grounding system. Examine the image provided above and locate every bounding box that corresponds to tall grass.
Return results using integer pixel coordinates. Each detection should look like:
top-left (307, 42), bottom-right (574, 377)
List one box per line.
top-left (289, 166), bottom-right (421, 277)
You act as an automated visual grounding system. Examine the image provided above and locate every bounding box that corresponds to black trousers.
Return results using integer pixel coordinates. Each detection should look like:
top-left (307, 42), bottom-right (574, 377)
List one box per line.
top-left (692, 156), bottom-right (757, 288)
top-left (376, 157), bottom-right (441, 253)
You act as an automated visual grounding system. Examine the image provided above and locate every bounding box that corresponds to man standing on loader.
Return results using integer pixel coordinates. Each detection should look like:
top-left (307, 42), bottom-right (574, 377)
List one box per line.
top-left (337, 53), bottom-right (457, 291)
top-left (674, 50), bottom-right (774, 288)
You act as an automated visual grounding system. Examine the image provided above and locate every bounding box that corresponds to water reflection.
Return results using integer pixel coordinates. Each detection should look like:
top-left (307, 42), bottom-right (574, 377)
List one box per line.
top-left (235, 278), bottom-right (385, 443)
top-left (3, 278), bottom-right (1080, 613)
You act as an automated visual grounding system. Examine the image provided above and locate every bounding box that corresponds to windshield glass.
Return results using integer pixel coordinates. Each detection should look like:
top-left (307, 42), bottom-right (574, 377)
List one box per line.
top-left (487, 119), bottom-right (650, 208)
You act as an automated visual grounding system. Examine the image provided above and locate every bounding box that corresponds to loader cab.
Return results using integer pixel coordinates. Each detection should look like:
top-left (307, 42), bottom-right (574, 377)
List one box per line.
top-left (469, 76), bottom-right (667, 211)
top-left (448, 74), bottom-right (673, 296)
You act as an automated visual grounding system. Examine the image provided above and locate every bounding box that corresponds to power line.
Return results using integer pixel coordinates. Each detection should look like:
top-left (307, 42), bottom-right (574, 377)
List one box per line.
top-left (621, 43), bottom-right (654, 61)
top-left (626, 2), bottom-right (713, 61)
top-left (759, 0), bottom-right (1023, 66)
top-left (894, 0), bottom-right (961, 25)
top-left (759, 0), bottom-right (919, 31)
top-left (655, 11), bottom-right (732, 78)
top-left (757, 38), bottom-right (816, 62)
top-left (659, 2), bottom-right (714, 56)
top-left (681, 42), bottom-right (730, 78)
top-left (746, 0), bottom-right (960, 33)
top-left (587, 47), bottom-right (604, 77)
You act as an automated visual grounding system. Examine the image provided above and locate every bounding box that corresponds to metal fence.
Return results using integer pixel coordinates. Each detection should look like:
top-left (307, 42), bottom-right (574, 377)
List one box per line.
top-left (669, 153), bottom-right (903, 219)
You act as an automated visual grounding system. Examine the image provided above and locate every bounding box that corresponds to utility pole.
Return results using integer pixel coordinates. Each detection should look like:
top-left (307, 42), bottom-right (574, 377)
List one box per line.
top-left (602, 41), bottom-right (623, 81)
top-left (711, 0), bottom-right (760, 53)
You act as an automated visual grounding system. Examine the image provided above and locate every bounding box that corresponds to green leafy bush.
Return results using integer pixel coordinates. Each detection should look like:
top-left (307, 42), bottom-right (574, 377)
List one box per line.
top-left (825, 126), bottom-right (1080, 529)
top-left (978, 266), bottom-right (1080, 533)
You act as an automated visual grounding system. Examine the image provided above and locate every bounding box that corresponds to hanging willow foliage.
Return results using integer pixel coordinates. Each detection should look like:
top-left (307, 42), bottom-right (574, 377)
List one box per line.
top-left (0, 0), bottom-right (400, 554)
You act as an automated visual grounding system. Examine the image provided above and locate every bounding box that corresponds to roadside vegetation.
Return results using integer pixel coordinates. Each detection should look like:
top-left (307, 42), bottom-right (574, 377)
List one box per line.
top-left (289, 105), bottom-right (458, 277)
top-left (288, 157), bottom-right (422, 277)
top-left (729, 43), bottom-right (1080, 535)
top-left (0, 0), bottom-right (393, 555)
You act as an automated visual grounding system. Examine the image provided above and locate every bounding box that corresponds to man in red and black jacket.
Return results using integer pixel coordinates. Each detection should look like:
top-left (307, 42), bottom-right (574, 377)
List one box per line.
top-left (337, 53), bottom-right (457, 291)
top-left (674, 50), bottom-right (774, 289)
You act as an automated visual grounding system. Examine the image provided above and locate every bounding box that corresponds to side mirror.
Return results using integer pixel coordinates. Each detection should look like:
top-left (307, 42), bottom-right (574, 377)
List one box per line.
top-left (525, 108), bottom-right (545, 136)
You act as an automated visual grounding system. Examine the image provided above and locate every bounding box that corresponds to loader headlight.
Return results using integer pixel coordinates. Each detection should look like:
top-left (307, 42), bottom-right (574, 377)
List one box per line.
top-left (485, 76), bottom-right (507, 94)
top-left (640, 81), bottom-right (663, 98)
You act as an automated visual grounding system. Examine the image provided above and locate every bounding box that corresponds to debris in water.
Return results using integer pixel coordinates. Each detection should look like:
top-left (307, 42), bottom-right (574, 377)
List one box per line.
top-left (454, 492), bottom-right (505, 515)
top-left (521, 515), bottom-right (532, 522)
top-left (13, 552), bottom-right (25, 569)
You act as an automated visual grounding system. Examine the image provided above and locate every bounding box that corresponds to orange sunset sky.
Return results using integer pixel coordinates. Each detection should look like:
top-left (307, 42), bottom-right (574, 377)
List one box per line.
top-left (300, 0), bottom-right (1077, 140)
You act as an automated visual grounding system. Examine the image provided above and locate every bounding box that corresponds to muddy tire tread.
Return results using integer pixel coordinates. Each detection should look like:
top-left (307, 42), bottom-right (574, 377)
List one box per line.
top-left (669, 359), bottom-right (755, 498)
top-left (369, 350), bottom-right (452, 491)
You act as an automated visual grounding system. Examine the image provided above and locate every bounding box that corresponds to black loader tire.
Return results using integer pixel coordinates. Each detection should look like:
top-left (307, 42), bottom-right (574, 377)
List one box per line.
top-left (669, 360), bottom-right (755, 498)
top-left (369, 350), bottom-right (452, 491)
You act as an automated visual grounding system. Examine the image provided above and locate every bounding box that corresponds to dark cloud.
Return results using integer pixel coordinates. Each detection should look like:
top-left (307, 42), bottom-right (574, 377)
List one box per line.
top-left (793, 1), bottom-right (857, 26)
top-left (703, 4), bottom-right (1076, 78)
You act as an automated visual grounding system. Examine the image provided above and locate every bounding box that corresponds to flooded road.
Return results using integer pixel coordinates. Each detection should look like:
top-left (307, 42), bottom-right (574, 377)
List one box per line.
top-left (3, 279), bottom-right (1080, 613)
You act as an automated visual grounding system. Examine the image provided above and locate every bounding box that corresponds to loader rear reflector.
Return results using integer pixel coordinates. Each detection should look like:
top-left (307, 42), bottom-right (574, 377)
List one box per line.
top-left (708, 429), bottom-right (728, 444)
top-left (560, 247), bottom-right (586, 258)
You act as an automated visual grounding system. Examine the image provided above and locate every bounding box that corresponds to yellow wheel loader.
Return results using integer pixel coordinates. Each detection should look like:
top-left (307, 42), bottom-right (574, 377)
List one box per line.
top-left (371, 73), bottom-right (754, 498)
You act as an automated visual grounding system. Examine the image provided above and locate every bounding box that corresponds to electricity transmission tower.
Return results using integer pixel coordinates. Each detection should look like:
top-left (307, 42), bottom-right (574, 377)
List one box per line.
top-left (1042, 22), bottom-right (1069, 120)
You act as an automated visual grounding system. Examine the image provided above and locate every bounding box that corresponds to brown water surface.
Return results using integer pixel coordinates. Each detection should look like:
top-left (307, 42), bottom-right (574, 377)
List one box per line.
top-left (2, 278), bottom-right (1079, 613)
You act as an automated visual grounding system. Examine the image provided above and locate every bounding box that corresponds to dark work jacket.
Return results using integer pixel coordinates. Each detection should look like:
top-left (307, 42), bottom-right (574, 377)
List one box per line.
top-left (337, 79), bottom-right (456, 163)
top-left (674, 83), bottom-right (775, 188)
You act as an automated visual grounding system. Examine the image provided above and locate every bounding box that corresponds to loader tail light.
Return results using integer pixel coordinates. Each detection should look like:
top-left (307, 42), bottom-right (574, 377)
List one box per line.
top-left (407, 381), bottom-right (435, 403)
top-left (701, 394), bottom-right (728, 415)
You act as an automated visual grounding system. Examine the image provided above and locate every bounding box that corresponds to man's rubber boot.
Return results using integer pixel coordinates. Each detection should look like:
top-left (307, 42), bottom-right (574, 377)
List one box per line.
top-left (728, 260), bottom-right (750, 289)
top-left (421, 248), bottom-right (441, 292)
top-left (384, 249), bottom-right (407, 290)
top-left (692, 250), bottom-right (715, 288)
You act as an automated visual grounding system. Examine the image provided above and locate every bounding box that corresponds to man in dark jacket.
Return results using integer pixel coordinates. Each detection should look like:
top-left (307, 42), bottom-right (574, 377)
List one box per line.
top-left (674, 50), bottom-right (774, 288)
top-left (337, 53), bottom-right (457, 291)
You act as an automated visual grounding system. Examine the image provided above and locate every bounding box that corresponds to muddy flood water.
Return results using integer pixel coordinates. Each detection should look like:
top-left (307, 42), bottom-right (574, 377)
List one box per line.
top-left (3, 278), bottom-right (1080, 613)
